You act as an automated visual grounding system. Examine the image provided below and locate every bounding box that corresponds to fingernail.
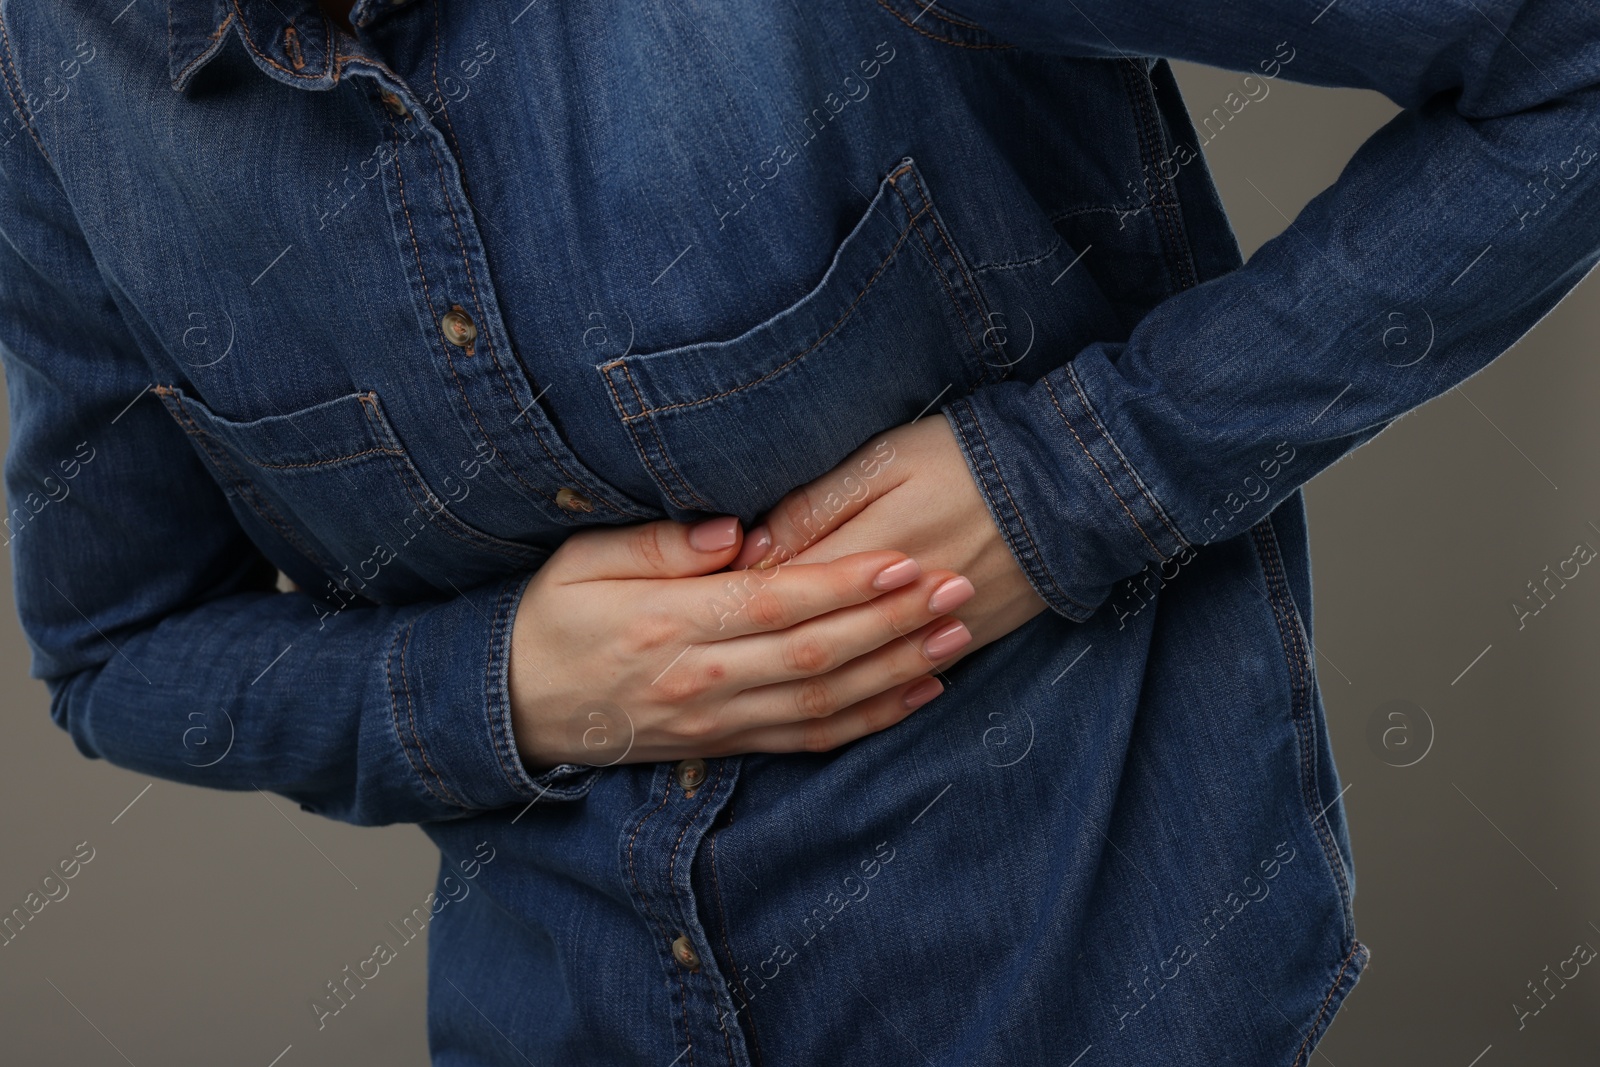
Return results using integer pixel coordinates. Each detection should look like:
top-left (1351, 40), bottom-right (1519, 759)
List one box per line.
top-left (922, 620), bottom-right (972, 660)
top-left (689, 516), bottom-right (739, 552)
top-left (902, 677), bottom-right (944, 710)
top-left (927, 576), bottom-right (975, 614)
top-left (872, 558), bottom-right (921, 591)
top-left (733, 525), bottom-right (771, 568)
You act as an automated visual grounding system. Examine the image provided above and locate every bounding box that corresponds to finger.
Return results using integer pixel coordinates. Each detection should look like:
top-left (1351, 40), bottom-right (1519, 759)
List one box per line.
top-left (711, 569), bottom-right (973, 688)
top-left (717, 615), bottom-right (971, 731)
top-left (717, 673), bottom-right (946, 755)
top-left (668, 549), bottom-right (923, 640)
top-left (732, 436), bottom-right (899, 570)
top-left (556, 516), bottom-right (744, 582)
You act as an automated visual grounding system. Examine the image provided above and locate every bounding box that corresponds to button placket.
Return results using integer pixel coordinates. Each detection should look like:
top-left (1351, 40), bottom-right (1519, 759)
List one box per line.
top-left (621, 758), bottom-right (754, 1066)
top-left (342, 61), bottom-right (655, 524)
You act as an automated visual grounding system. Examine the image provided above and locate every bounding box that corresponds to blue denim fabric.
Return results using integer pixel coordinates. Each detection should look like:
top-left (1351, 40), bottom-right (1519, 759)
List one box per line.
top-left (2, 0), bottom-right (1597, 1062)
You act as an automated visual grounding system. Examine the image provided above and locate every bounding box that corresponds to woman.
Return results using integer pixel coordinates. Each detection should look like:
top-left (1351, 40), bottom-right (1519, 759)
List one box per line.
top-left (2, 0), bottom-right (1595, 1063)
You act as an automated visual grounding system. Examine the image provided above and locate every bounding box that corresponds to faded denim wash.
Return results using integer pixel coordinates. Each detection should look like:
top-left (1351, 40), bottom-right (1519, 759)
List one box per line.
top-left (2, 0), bottom-right (1598, 1063)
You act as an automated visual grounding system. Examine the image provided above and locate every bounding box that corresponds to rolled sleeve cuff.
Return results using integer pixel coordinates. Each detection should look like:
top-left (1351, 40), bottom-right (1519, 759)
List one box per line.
top-left (945, 360), bottom-right (1190, 624)
top-left (385, 573), bottom-right (598, 816)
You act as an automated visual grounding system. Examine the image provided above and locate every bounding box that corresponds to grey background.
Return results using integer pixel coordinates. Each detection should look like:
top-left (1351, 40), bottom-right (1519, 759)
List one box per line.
top-left (1, 62), bottom-right (1596, 1065)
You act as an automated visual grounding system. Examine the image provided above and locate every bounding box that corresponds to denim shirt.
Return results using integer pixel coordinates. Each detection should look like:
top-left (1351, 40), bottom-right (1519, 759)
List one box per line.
top-left (2, 0), bottom-right (1597, 1063)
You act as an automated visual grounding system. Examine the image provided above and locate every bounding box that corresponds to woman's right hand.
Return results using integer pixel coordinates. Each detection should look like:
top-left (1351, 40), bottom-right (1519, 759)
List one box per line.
top-left (508, 516), bottom-right (977, 769)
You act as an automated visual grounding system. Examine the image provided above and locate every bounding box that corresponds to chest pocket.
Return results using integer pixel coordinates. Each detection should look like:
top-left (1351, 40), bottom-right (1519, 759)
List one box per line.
top-left (599, 158), bottom-right (1001, 522)
top-left (156, 386), bottom-right (548, 604)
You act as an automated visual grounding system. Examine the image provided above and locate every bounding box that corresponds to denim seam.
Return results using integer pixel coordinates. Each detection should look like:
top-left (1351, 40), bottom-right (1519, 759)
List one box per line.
top-left (484, 576), bottom-right (545, 799)
top-left (158, 388), bottom-right (333, 569)
top-left (226, 0), bottom-right (330, 81)
top-left (948, 400), bottom-right (1092, 617)
top-left (244, 445), bottom-right (400, 470)
top-left (894, 187), bottom-right (982, 361)
top-left (1291, 939), bottom-right (1364, 1067)
top-left (666, 761), bottom-right (728, 1067)
top-left (170, 11), bottom-right (238, 91)
top-left (604, 363), bottom-right (715, 512)
top-left (625, 774), bottom-right (678, 932)
top-left (1041, 376), bottom-right (1168, 559)
top-left (889, 168), bottom-right (988, 363)
top-left (396, 616), bottom-right (469, 807)
top-left (971, 234), bottom-right (1062, 274)
top-left (906, 166), bottom-right (994, 353)
top-left (283, 25), bottom-right (305, 71)
top-left (874, 0), bottom-right (1014, 50)
top-left (0, 7), bottom-right (49, 163)
top-left (1118, 60), bottom-right (1198, 291)
top-left (1062, 364), bottom-right (1189, 551)
top-left (388, 125), bottom-right (570, 517)
top-left (1250, 520), bottom-right (1354, 930)
top-left (708, 825), bottom-right (764, 1067)
top-left (385, 617), bottom-right (464, 809)
top-left (412, 77), bottom-right (632, 519)
top-left (609, 206), bottom-right (927, 418)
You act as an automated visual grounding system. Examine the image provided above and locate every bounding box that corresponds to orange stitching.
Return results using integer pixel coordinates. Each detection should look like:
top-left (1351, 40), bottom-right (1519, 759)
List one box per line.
top-left (250, 446), bottom-right (400, 470)
top-left (601, 366), bottom-right (704, 512)
top-left (227, 0), bottom-right (325, 80)
top-left (160, 390), bottom-right (330, 566)
top-left (171, 11), bottom-right (238, 87)
top-left (1043, 377), bottom-right (1166, 558)
top-left (620, 363), bottom-right (714, 512)
top-left (614, 208), bottom-right (928, 420)
top-left (283, 25), bottom-right (305, 70)
top-left (389, 128), bottom-right (564, 514)
top-left (385, 619), bottom-right (446, 805)
top-left (1063, 368), bottom-right (1188, 550)
top-left (398, 618), bottom-right (469, 807)
top-left (1292, 940), bottom-right (1361, 1067)
top-left (665, 761), bottom-right (723, 1067)
top-left (625, 775), bottom-right (677, 931)
top-left (874, 0), bottom-right (1014, 49)
top-left (952, 404), bottom-right (1088, 614)
top-left (904, 167), bottom-right (994, 358)
top-left (888, 177), bottom-right (983, 359)
top-left (484, 579), bottom-right (536, 793)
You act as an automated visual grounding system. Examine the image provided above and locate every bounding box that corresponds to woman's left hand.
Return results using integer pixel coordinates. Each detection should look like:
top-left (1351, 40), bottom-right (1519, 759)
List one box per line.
top-left (731, 416), bottom-right (1047, 662)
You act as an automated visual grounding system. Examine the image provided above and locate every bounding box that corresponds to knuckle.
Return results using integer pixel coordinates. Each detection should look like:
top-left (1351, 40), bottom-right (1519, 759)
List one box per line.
top-left (794, 677), bottom-right (837, 720)
top-left (626, 611), bottom-right (682, 655)
top-left (800, 717), bottom-right (837, 753)
top-left (630, 524), bottom-right (668, 571)
top-left (673, 708), bottom-right (718, 741)
top-left (782, 633), bottom-right (834, 676)
top-left (654, 664), bottom-right (706, 705)
top-left (744, 590), bottom-right (790, 630)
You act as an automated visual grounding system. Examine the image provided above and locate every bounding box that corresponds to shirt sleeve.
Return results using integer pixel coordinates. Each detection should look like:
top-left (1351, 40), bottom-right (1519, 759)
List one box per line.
top-left (0, 110), bottom-right (594, 826)
top-left (941, 0), bottom-right (1600, 621)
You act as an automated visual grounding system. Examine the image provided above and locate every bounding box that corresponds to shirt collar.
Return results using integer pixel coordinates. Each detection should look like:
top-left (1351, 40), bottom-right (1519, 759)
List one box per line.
top-left (166, 0), bottom-right (419, 91)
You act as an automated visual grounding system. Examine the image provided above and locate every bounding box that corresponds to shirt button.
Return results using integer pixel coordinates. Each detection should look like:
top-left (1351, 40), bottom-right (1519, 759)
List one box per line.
top-left (671, 934), bottom-right (701, 971)
top-left (440, 308), bottom-right (477, 349)
top-left (674, 758), bottom-right (706, 797)
top-left (555, 487), bottom-right (594, 514)
top-left (379, 90), bottom-right (408, 117)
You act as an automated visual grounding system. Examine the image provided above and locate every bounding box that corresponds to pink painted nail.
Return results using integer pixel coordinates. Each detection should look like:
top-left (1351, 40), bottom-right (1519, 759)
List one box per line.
top-left (872, 558), bottom-right (921, 591)
top-left (732, 525), bottom-right (772, 568)
top-left (902, 677), bottom-right (944, 710)
top-left (922, 620), bottom-right (972, 660)
top-left (927, 576), bottom-right (975, 614)
top-left (688, 516), bottom-right (739, 552)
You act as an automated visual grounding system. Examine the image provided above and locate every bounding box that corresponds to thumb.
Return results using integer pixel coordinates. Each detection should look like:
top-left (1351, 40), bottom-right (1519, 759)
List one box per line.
top-left (557, 516), bottom-right (743, 582)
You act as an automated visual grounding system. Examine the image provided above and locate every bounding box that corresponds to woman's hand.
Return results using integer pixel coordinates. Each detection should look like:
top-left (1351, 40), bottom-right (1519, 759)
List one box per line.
top-left (508, 516), bottom-right (976, 768)
top-left (730, 416), bottom-right (1047, 660)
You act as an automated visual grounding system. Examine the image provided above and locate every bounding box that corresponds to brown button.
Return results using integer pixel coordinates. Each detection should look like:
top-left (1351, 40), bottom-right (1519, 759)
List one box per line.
top-left (379, 90), bottom-right (408, 117)
top-left (674, 758), bottom-right (706, 796)
top-left (440, 308), bottom-right (477, 349)
top-left (671, 934), bottom-right (701, 971)
top-left (555, 487), bottom-right (594, 514)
